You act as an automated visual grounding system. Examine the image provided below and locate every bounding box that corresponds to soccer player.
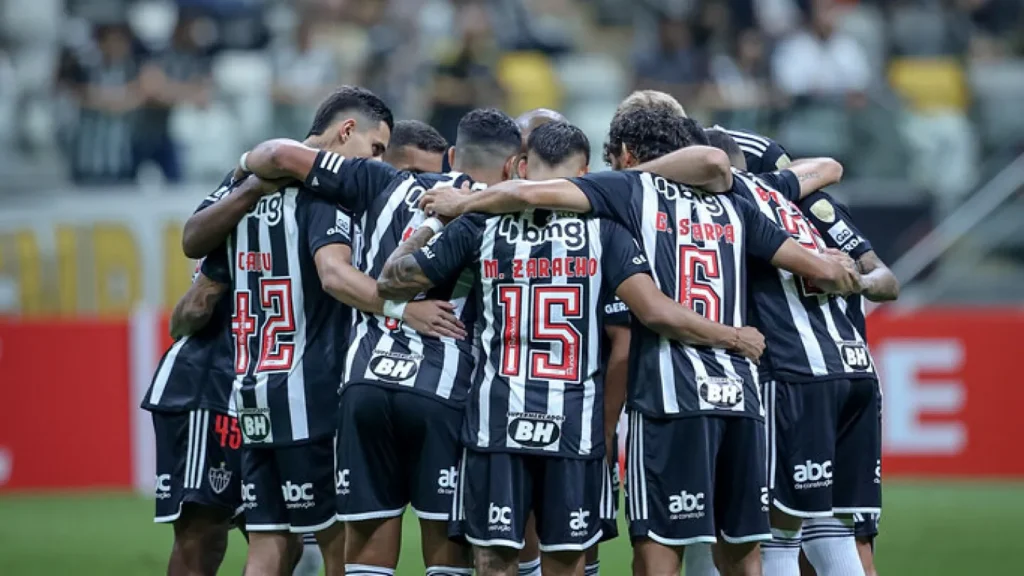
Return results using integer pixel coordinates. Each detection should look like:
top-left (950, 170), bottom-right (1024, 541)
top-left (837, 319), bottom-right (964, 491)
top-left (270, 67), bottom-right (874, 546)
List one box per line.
top-left (142, 210), bottom-right (242, 576)
top-left (700, 126), bottom-right (893, 576)
top-left (417, 108), bottom-right (863, 576)
top-left (374, 121), bottom-right (771, 576)
top-left (236, 108), bottom-right (526, 576)
top-left (383, 119), bottom-right (449, 173)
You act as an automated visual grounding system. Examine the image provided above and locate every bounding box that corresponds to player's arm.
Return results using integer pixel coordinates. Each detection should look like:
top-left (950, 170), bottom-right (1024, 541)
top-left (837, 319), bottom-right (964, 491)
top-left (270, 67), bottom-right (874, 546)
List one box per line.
top-left (633, 145), bottom-right (734, 193)
top-left (854, 251), bottom-right (899, 302)
top-left (781, 158), bottom-right (843, 199)
top-left (241, 139), bottom-right (397, 214)
top-left (603, 321), bottom-right (629, 463)
top-left (169, 272), bottom-right (228, 339)
top-left (182, 175), bottom-right (282, 259)
top-left (770, 241), bottom-right (862, 295)
top-left (377, 214), bottom-right (484, 301)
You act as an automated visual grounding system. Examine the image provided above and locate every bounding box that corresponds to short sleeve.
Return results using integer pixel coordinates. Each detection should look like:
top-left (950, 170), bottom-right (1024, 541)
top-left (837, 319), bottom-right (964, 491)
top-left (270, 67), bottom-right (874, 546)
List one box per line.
top-left (412, 213), bottom-right (487, 286)
top-left (302, 195), bottom-right (354, 255)
top-left (799, 191), bottom-right (873, 259)
top-left (194, 171), bottom-right (237, 213)
top-left (756, 170), bottom-right (801, 203)
top-left (304, 152), bottom-right (400, 216)
top-left (599, 219), bottom-right (652, 294)
top-left (602, 295), bottom-right (631, 327)
top-left (734, 196), bottom-right (790, 262)
top-left (567, 171), bottom-right (638, 226)
top-left (200, 245), bottom-right (232, 284)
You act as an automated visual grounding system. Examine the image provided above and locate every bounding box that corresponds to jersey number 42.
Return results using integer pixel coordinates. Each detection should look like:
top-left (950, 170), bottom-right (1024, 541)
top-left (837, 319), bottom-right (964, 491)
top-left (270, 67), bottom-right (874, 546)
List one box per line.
top-left (231, 278), bottom-right (297, 374)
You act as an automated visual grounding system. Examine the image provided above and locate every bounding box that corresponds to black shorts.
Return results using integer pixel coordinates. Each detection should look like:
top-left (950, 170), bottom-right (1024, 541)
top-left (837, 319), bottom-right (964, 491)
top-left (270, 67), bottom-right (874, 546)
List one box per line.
top-left (452, 449), bottom-right (614, 552)
top-left (626, 412), bottom-right (771, 546)
top-left (765, 379), bottom-right (882, 517)
top-left (152, 409), bottom-right (242, 523)
top-left (603, 433), bottom-right (620, 540)
top-left (854, 512), bottom-right (880, 541)
top-left (241, 437), bottom-right (337, 533)
top-left (335, 384), bottom-right (462, 522)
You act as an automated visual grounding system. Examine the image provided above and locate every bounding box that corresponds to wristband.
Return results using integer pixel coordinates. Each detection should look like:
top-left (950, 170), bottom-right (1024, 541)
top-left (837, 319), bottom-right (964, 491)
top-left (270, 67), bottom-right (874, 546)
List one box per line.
top-left (382, 300), bottom-right (407, 321)
top-left (239, 152), bottom-right (251, 173)
top-left (420, 217), bottom-right (444, 234)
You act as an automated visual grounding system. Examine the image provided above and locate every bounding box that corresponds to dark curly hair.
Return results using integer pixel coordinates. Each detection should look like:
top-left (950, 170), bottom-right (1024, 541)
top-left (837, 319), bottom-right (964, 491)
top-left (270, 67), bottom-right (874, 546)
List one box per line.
top-left (603, 108), bottom-right (708, 166)
top-left (307, 86), bottom-right (394, 137)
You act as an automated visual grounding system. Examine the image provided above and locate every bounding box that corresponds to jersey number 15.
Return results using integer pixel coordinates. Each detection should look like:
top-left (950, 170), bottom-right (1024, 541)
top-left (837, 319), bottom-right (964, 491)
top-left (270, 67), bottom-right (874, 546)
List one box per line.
top-left (498, 285), bottom-right (583, 383)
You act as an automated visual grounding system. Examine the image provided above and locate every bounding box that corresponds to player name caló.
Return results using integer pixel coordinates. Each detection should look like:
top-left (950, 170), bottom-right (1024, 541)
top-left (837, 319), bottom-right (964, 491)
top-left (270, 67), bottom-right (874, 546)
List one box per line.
top-left (237, 251), bottom-right (272, 272)
top-left (482, 257), bottom-right (599, 279)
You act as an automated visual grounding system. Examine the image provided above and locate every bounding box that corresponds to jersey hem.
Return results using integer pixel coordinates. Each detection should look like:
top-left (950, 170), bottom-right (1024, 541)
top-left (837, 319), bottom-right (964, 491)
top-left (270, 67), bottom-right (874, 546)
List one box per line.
top-left (761, 372), bottom-right (877, 384)
top-left (461, 444), bottom-right (606, 461)
top-left (341, 379), bottom-right (466, 409)
top-left (625, 407), bottom-right (765, 422)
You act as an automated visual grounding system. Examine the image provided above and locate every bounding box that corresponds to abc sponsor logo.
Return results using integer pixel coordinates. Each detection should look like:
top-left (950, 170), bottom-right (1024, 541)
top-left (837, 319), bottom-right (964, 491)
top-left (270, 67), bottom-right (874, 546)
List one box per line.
top-left (569, 508), bottom-right (590, 537)
top-left (760, 486), bottom-right (770, 512)
top-left (336, 469), bottom-right (351, 496)
top-left (437, 467), bottom-right (458, 495)
top-left (241, 482), bottom-right (257, 510)
top-left (154, 474), bottom-right (172, 500)
top-left (281, 481), bottom-right (316, 509)
top-left (668, 490), bottom-right (705, 520)
top-left (369, 352), bottom-right (421, 383)
top-left (508, 412), bottom-right (563, 448)
top-left (793, 460), bottom-right (833, 490)
top-left (875, 459), bottom-right (881, 485)
top-left (488, 503), bottom-right (513, 533)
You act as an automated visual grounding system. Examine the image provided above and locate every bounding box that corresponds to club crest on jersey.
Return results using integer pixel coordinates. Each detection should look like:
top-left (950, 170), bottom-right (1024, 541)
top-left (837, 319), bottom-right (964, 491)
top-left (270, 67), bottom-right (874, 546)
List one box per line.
top-left (369, 351), bottom-right (421, 382)
top-left (508, 412), bottom-right (564, 448)
top-left (248, 194), bottom-right (284, 226)
top-left (208, 462), bottom-right (232, 494)
top-left (497, 214), bottom-right (586, 250)
top-left (697, 376), bottom-right (744, 410)
top-left (810, 199), bottom-right (836, 223)
top-left (239, 409), bottom-right (272, 443)
top-left (838, 342), bottom-right (872, 370)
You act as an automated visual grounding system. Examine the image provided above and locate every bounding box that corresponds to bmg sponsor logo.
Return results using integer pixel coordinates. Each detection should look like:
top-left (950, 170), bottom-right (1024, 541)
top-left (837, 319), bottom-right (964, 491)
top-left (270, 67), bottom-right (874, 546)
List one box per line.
top-left (488, 503), bottom-right (513, 533)
top-left (498, 214), bottom-right (586, 250)
top-left (793, 460), bottom-right (833, 490)
top-left (281, 481), bottom-right (316, 509)
top-left (154, 474), bottom-right (172, 500)
top-left (668, 490), bottom-right (705, 520)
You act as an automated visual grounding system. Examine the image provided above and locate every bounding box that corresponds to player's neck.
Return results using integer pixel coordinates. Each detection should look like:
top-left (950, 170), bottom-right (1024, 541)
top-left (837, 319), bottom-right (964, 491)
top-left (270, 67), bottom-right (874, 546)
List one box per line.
top-left (454, 165), bottom-right (505, 186)
top-left (303, 134), bottom-right (329, 149)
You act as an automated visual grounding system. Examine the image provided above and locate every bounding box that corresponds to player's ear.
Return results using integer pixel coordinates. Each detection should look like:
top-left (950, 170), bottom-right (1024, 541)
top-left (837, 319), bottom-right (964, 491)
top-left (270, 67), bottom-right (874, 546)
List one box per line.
top-left (446, 147), bottom-right (456, 172)
top-left (337, 118), bottom-right (357, 143)
top-left (513, 154), bottom-right (528, 180)
top-left (502, 154), bottom-right (517, 181)
top-left (620, 143), bottom-right (638, 169)
top-left (576, 162), bottom-right (589, 177)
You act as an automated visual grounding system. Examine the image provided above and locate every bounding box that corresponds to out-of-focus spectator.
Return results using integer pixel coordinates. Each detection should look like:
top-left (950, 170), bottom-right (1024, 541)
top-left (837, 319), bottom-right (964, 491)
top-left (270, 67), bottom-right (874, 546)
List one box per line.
top-left (632, 17), bottom-right (710, 111)
top-left (427, 1), bottom-right (504, 143)
top-left (0, 40), bottom-right (16, 149)
top-left (69, 23), bottom-right (142, 185)
top-left (772, 0), bottom-right (872, 100)
top-left (270, 14), bottom-right (340, 138)
top-left (708, 28), bottom-right (775, 129)
top-left (135, 14), bottom-right (213, 183)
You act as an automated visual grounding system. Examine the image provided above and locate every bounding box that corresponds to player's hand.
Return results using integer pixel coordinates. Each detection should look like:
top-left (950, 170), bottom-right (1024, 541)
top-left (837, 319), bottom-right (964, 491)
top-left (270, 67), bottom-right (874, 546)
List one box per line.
top-left (825, 248), bottom-right (858, 275)
top-left (403, 300), bottom-right (467, 339)
top-left (420, 184), bottom-right (471, 221)
top-left (731, 326), bottom-right (765, 363)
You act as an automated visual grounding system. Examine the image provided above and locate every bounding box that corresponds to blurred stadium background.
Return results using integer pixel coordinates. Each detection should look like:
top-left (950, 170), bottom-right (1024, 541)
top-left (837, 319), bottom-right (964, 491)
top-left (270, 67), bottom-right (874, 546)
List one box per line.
top-left (0, 0), bottom-right (1022, 574)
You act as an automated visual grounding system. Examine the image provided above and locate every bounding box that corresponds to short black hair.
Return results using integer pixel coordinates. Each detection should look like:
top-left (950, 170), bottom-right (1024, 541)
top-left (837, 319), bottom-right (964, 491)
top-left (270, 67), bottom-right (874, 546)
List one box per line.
top-left (527, 121), bottom-right (590, 166)
top-left (703, 128), bottom-right (747, 170)
top-left (603, 108), bottom-right (707, 165)
top-left (455, 108), bottom-right (522, 168)
top-left (307, 86), bottom-right (394, 137)
top-left (388, 120), bottom-right (448, 153)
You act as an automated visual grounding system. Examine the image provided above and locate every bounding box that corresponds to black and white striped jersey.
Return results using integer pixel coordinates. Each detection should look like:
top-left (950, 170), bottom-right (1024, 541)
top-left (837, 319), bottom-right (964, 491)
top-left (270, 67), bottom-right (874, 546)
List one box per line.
top-left (143, 174), bottom-right (237, 415)
top-left (303, 152), bottom-right (481, 407)
top-left (722, 128), bottom-right (791, 174)
top-left (412, 211), bottom-right (650, 458)
top-left (734, 170), bottom-right (876, 382)
top-left (202, 187), bottom-right (354, 446)
top-left (569, 170), bottom-right (791, 420)
top-left (798, 190), bottom-right (874, 337)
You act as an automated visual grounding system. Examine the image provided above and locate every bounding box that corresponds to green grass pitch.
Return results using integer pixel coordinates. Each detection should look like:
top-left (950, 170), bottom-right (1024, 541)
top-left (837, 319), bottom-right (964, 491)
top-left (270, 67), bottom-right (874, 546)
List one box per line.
top-left (0, 481), bottom-right (1019, 574)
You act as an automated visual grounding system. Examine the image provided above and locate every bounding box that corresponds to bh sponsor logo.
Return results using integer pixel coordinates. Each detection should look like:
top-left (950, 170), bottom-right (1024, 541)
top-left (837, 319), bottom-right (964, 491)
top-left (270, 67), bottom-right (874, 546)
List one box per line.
top-left (569, 508), bottom-right (590, 537)
top-left (155, 474), bottom-right (172, 500)
top-left (793, 460), bottom-right (833, 490)
top-left (668, 490), bottom-right (705, 520)
top-left (336, 469), bottom-right (351, 496)
top-left (488, 503), bottom-right (513, 533)
top-left (369, 352), bottom-right (421, 382)
top-left (239, 409), bottom-right (271, 443)
top-left (839, 342), bottom-right (872, 371)
top-left (437, 467), bottom-right (458, 495)
top-left (508, 412), bottom-right (563, 448)
top-left (241, 482), bottom-right (257, 510)
top-left (698, 376), bottom-right (743, 409)
top-left (281, 481), bottom-right (316, 510)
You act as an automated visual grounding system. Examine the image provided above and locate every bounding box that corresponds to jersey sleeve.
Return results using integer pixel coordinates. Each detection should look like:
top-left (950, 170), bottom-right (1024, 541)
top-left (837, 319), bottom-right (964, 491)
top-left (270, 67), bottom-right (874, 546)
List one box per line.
top-left (304, 152), bottom-right (399, 215)
top-left (734, 195), bottom-right (791, 262)
top-left (199, 246), bottom-right (232, 284)
top-left (303, 195), bottom-right (354, 255)
top-left (194, 171), bottom-right (237, 213)
top-left (412, 213), bottom-right (487, 286)
top-left (567, 171), bottom-right (638, 226)
top-left (799, 191), bottom-right (873, 259)
top-left (602, 295), bottom-right (631, 327)
top-left (756, 170), bottom-right (801, 203)
top-left (599, 219), bottom-right (652, 294)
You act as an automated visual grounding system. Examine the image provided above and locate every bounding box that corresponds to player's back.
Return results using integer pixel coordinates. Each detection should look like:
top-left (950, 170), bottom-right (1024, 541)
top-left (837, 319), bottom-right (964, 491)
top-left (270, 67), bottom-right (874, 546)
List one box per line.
top-left (344, 170), bottom-right (481, 406)
top-left (222, 186), bottom-right (352, 445)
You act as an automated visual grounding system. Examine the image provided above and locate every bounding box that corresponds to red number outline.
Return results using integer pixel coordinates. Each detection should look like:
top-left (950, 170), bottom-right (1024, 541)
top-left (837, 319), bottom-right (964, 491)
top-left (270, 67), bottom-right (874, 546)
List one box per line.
top-left (498, 285), bottom-right (523, 377)
top-left (498, 285), bottom-right (583, 382)
top-left (231, 278), bottom-right (298, 375)
top-left (231, 291), bottom-right (257, 374)
top-left (679, 246), bottom-right (722, 322)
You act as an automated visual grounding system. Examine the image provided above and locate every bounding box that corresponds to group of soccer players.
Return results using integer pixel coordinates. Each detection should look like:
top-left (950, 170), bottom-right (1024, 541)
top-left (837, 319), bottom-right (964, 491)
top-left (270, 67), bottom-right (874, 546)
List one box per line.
top-left (141, 82), bottom-right (898, 576)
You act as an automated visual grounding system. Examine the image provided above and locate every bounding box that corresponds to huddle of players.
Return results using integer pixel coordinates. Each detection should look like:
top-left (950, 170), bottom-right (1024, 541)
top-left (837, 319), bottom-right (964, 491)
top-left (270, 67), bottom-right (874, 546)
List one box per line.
top-left (141, 84), bottom-right (897, 576)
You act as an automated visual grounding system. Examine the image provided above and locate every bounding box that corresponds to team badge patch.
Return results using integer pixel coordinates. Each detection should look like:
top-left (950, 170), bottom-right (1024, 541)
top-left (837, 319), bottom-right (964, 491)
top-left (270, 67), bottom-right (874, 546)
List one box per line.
top-left (810, 199), bottom-right (836, 223)
top-left (208, 462), bottom-right (232, 495)
top-left (776, 153), bottom-right (792, 169)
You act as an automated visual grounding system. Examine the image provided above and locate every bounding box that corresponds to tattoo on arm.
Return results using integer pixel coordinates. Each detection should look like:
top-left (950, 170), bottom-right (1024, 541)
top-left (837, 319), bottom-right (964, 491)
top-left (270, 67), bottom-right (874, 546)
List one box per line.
top-left (377, 226), bottom-right (438, 301)
top-left (797, 171), bottom-right (821, 182)
top-left (170, 277), bottom-right (226, 339)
